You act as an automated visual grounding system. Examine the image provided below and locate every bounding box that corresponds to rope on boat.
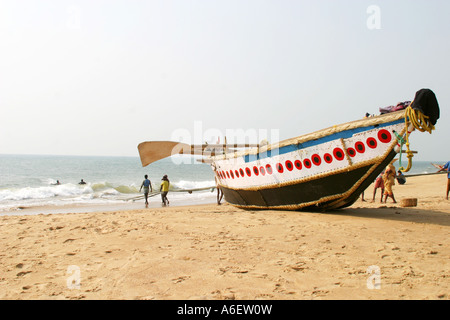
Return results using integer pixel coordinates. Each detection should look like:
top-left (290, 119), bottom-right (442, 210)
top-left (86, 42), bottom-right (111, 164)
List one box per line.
top-left (406, 105), bottom-right (436, 134)
top-left (398, 105), bottom-right (436, 172)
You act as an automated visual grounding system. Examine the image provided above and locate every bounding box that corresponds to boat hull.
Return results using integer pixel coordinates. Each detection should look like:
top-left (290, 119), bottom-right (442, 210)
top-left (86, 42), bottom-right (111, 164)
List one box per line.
top-left (211, 112), bottom-right (406, 211)
top-left (219, 150), bottom-right (395, 210)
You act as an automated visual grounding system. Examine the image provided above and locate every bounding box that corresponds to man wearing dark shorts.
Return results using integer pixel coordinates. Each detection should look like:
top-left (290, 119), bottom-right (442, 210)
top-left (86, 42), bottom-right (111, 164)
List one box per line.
top-left (139, 175), bottom-right (152, 206)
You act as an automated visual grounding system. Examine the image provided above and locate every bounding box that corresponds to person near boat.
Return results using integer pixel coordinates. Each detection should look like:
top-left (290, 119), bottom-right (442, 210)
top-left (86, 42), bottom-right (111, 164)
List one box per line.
top-left (382, 164), bottom-right (397, 203)
top-left (436, 161), bottom-right (450, 200)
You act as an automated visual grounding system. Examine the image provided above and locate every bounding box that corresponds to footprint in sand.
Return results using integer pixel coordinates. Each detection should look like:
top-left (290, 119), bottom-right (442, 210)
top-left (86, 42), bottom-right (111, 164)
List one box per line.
top-left (172, 276), bottom-right (190, 283)
top-left (16, 271), bottom-right (32, 277)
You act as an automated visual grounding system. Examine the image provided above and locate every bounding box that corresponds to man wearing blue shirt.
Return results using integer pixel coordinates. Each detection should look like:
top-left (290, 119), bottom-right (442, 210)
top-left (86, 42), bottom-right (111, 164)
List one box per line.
top-left (437, 161), bottom-right (450, 200)
top-left (139, 174), bottom-right (153, 207)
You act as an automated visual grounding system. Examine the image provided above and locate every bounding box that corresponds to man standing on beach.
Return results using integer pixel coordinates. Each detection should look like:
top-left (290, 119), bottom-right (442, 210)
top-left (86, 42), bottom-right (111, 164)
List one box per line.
top-left (215, 176), bottom-right (223, 205)
top-left (437, 161), bottom-right (450, 200)
top-left (139, 175), bottom-right (153, 207)
top-left (160, 175), bottom-right (170, 206)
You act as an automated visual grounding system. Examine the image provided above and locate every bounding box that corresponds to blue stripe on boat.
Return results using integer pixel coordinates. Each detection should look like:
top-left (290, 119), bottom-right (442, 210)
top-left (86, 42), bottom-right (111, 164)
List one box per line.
top-left (244, 119), bottom-right (403, 163)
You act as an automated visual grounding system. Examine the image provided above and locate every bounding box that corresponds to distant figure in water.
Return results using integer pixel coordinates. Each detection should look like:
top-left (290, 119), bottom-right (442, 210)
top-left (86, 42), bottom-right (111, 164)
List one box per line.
top-left (139, 174), bottom-right (153, 207)
top-left (52, 180), bottom-right (60, 185)
top-left (79, 179), bottom-right (86, 185)
top-left (160, 175), bottom-right (170, 206)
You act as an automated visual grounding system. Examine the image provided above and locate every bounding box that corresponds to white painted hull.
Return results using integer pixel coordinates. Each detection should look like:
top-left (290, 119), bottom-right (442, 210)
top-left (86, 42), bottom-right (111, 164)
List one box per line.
top-left (211, 111), bottom-right (407, 210)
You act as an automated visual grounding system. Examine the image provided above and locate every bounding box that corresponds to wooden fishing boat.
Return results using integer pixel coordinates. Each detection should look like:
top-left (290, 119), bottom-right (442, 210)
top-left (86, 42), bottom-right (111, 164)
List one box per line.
top-left (138, 89), bottom-right (440, 211)
top-left (431, 163), bottom-right (444, 170)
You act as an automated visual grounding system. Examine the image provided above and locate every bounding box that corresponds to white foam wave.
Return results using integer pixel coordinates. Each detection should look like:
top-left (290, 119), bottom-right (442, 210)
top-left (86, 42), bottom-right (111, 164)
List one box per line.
top-left (171, 180), bottom-right (215, 190)
top-left (0, 184), bottom-right (91, 202)
top-left (0, 179), bottom-right (217, 213)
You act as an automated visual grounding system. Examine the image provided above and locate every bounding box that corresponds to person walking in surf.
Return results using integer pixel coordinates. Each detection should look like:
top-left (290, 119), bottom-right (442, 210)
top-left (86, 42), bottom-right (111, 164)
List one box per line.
top-left (139, 174), bottom-right (153, 207)
top-left (160, 175), bottom-right (170, 206)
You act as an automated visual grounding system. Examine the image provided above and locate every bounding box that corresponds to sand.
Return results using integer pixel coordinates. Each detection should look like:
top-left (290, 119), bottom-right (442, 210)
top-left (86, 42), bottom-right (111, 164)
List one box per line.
top-left (0, 174), bottom-right (448, 300)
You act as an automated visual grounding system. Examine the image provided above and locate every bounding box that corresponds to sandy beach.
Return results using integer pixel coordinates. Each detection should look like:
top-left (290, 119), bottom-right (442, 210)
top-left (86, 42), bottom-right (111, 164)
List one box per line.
top-left (0, 174), bottom-right (448, 300)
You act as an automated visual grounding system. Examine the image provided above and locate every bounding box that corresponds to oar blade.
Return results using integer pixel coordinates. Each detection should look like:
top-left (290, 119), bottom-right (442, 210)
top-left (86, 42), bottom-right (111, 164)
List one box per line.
top-left (137, 141), bottom-right (191, 167)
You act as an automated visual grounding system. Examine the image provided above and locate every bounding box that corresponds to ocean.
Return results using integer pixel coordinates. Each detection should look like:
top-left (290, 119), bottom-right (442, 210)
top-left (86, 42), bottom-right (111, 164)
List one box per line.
top-left (0, 154), bottom-right (445, 215)
top-left (0, 154), bottom-right (217, 214)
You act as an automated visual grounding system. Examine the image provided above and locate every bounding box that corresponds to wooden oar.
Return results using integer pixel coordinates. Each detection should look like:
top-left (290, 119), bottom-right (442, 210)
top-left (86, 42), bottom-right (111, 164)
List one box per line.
top-left (137, 141), bottom-right (259, 167)
top-left (137, 141), bottom-right (190, 167)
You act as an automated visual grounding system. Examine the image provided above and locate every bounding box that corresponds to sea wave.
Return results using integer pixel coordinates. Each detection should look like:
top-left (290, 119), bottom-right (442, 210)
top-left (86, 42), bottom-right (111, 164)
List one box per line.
top-left (90, 182), bottom-right (139, 194)
top-left (0, 178), bottom-right (216, 212)
top-left (171, 180), bottom-right (215, 190)
top-left (0, 184), bottom-right (91, 202)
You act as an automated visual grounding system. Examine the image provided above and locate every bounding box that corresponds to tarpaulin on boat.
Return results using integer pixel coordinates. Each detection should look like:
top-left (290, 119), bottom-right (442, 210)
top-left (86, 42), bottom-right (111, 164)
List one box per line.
top-left (411, 89), bottom-right (440, 125)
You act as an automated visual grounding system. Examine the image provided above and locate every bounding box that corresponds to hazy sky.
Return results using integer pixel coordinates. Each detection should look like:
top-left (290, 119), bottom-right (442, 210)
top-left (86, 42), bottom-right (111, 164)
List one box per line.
top-left (0, 0), bottom-right (449, 160)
